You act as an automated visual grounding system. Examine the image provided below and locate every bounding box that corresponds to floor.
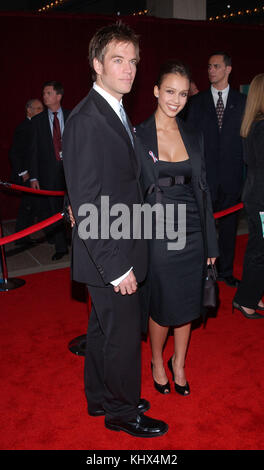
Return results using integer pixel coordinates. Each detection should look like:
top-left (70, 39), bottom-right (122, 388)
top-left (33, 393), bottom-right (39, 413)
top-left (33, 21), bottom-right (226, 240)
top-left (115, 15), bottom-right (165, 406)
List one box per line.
top-left (1, 219), bottom-right (71, 279)
top-left (1, 210), bottom-right (248, 279)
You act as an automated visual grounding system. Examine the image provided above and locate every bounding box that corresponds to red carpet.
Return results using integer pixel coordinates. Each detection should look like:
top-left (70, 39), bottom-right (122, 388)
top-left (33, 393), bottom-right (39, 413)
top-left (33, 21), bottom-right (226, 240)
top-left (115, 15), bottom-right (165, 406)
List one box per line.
top-left (1, 234), bottom-right (264, 450)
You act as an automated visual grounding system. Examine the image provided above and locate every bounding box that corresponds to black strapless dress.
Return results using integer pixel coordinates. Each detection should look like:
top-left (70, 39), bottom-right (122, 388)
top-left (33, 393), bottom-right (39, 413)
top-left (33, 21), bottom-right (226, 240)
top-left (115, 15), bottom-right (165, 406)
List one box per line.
top-left (146, 159), bottom-right (204, 326)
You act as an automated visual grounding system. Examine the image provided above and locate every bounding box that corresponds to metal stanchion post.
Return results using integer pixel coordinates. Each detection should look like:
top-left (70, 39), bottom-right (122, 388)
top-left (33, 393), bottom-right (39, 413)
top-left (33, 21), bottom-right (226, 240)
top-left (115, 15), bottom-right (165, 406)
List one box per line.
top-left (0, 219), bottom-right (25, 291)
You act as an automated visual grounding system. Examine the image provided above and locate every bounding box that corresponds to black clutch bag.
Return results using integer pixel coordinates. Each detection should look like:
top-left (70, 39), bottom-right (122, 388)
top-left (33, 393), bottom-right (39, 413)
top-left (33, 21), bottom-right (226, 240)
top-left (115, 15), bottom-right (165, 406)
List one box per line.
top-left (203, 262), bottom-right (218, 308)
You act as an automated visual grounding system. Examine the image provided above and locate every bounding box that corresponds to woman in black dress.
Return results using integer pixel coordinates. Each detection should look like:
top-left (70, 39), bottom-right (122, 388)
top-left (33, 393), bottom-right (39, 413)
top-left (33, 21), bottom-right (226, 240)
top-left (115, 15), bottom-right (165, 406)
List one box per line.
top-left (233, 74), bottom-right (264, 318)
top-left (136, 61), bottom-right (218, 395)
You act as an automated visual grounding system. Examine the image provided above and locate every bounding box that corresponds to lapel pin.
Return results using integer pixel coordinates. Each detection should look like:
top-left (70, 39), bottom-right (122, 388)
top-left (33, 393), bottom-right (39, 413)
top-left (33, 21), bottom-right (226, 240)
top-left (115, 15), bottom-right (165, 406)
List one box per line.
top-left (149, 150), bottom-right (158, 163)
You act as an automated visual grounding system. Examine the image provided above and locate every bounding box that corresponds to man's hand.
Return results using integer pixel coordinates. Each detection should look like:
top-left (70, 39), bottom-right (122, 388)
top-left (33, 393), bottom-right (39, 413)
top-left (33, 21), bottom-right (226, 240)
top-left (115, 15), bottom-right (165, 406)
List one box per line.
top-left (22, 171), bottom-right (30, 182)
top-left (114, 270), bottom-right (138, 295)
top-left (30, 180), bottom-right (40, 190)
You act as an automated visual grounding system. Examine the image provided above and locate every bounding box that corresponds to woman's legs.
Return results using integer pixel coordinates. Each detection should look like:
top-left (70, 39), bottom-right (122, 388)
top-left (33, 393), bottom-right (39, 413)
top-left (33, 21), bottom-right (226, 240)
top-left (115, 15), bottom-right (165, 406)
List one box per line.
top-left (234, 203), bottom-right (264, 313)
top-left (149, 317), bottom-right (192, 390)
top-left (149, 317), bottom-right (169, 386)
top-left (171, 322), bottom-right (191, 387)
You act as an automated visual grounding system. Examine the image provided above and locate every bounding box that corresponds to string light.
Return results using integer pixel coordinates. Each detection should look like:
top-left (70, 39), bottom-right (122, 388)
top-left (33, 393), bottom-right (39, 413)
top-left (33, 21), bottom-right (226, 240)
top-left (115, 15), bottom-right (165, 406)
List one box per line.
top-left (209, 3), bottom-right (264, 21)
top-left (38, 0), bottom-right (64, 13)
top-left (133, 9), bottom-right (149, 16)
top-left (38, 2), bottom-right (148, 15)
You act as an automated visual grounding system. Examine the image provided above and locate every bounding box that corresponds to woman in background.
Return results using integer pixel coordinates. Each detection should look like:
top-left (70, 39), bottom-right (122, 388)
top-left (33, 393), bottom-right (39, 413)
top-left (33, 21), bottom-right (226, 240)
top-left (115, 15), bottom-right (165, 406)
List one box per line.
top-left (233, 74), bottom-right (264, 319)
top-left (136, 61), bottom-right (218, 396)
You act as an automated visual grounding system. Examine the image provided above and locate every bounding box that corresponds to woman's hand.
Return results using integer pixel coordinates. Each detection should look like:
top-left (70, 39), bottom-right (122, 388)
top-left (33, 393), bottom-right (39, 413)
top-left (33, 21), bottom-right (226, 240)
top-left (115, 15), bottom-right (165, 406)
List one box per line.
top-left (207, 257), bottom-right (216, 265)
top-left (68, 205), bottom-right (76, 228)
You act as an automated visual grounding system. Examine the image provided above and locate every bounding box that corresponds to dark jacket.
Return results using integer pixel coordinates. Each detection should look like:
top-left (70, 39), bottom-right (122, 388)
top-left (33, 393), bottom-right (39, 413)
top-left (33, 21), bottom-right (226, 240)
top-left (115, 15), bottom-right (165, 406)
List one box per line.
top-left (186, 88), bottom-right (246, 202)
top-left (135, 114), bottom-right (219, 261)
top-left (30, 108), bottom-right (70, 190)
top-left (9, 118), bottom-right (32, 184)
top-left (242, 119), bottom-right (264, 206)
top-left (62, 88), bottom-right (148, 287)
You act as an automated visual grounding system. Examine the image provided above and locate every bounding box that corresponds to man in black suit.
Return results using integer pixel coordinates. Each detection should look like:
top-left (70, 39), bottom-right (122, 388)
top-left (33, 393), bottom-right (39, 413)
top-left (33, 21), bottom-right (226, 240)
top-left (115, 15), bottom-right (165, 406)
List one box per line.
top-left (9, 98), bottom-right (43, 245)
top-left (187, 52), bottom-right (246, 287)
top-left (62, 22), bottom-right (168, 438)
top-left (30, 81), bottom-right (70, 260)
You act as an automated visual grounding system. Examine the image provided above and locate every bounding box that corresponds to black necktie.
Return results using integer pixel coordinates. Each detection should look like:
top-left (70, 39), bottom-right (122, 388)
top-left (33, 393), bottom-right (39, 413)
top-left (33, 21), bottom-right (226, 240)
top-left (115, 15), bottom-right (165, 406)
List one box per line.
top-left (216, 91), bottom-right (224, 130)
top-left (53, 112), bottom-right (62, 160)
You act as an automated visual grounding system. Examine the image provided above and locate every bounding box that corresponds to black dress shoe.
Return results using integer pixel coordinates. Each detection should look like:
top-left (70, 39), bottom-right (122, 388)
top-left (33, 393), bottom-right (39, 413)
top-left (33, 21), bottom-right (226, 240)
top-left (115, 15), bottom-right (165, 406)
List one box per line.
top-left (137, 398), bottom-right (150, 413)
top-left (88, 398), bottom-right (150, 417)
top-left (51, 251), bottom-right (68, 261)
top-left (217, 275), bottom-right (240, 288)
top-left (105, 413), bottom-right (168, 438)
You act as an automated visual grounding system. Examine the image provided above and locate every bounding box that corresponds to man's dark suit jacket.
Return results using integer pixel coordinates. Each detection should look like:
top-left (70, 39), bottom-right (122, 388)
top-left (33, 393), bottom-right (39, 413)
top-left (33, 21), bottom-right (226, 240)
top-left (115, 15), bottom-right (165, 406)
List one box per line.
top-left (186, 88), bottom-right (246, 202)
top-left (135, 114), bottom-right (219, 262)
top-left (30, 108), bottom-right (70, 191)
top-left (9, 118), bottom-right (32, 184)
top-left (62, 88), bottom-right (148, 287)
top-left (242, 119), bottom-right (264, 206)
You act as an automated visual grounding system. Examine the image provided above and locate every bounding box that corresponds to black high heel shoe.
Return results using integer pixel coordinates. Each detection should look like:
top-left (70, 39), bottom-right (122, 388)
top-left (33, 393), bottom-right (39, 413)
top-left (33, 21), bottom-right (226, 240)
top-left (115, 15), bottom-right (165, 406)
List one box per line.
top-left (232, 301), bottom-right (264, 319)
top-left (151, 363), bottom-right (170, 394)
top-left (167, 357), bottom-right (190, 396)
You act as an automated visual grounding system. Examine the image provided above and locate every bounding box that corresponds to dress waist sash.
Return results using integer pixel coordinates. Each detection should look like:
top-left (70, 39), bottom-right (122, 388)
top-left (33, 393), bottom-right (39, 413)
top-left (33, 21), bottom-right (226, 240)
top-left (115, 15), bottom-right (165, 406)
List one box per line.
top-left (146, 176), bottom-right (192, 202)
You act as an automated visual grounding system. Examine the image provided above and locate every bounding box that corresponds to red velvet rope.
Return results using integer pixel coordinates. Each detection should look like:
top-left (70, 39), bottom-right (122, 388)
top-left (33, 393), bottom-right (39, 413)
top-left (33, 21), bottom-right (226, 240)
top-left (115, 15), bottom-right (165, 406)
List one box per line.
top-left (213, 202), bottom-right (244, 219)
top-left (0, 181), bottom-right (65, 196)
top-left (0, 202), bottom-right (244, 247)
top-left (0, 213), bottom-right (64, 246)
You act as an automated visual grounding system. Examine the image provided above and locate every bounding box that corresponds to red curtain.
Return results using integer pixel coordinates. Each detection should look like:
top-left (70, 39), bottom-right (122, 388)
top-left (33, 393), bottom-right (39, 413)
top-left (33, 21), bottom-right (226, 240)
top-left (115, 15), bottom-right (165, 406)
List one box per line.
top-left (1, 11), bottom-right (263, 219)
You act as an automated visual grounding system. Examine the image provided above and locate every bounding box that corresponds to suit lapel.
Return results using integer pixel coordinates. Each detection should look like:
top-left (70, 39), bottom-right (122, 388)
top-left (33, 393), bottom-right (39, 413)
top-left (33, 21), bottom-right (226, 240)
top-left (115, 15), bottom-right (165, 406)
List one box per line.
top-left (62, 108), bottom-right (70, 125)
top-left (139, 114), bottom-right (159, 180)
top-left (90, 89), bottom-right (140, 177)
top-left (126, 113), bottom-right (141, 179)
top-left (222, 88), bottom-right (236, 130)
top-left (208, 87), bottom-right (236, 131)
top-left (138, 114), bottom-right (202, 180)
top-left (42, 109), bottom-right (55, 157)
top-left (91, 89), bottom-right (134, 150)
top-left (207, 89), bottom-right (219, 127)
top-left (145, 114), bottom-right (159, 158)
top-left (225, 88), bottom-right (235, 110)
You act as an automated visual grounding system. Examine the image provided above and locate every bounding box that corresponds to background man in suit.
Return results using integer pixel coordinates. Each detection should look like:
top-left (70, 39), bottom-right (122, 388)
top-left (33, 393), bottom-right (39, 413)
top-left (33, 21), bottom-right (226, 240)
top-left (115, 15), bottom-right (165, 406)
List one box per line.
top-left (9, 98), bottom-right (43, 246)
top-left (187, 52), bottom-right (246, 287)
top-left (30, 81), bottom-right (70, 260)
top-left (62, 22), bottom-right (168, 438)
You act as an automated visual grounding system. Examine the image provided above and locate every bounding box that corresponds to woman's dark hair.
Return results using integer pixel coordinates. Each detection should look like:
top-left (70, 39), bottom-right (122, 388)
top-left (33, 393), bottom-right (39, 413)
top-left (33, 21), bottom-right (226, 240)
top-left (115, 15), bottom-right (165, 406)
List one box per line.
top-left (155, 61), bottom-right (191, 88)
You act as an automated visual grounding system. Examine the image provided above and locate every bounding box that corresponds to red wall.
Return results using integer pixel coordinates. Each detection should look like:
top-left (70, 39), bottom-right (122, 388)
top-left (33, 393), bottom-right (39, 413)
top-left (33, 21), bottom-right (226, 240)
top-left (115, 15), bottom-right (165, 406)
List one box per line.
top-left (1, 11), bottom-right (263, 220)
